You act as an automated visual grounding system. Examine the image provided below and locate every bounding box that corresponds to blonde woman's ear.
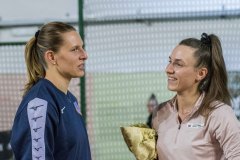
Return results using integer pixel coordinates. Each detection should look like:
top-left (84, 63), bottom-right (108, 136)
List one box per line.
top-left (45, 50), bottom-right (56, 65)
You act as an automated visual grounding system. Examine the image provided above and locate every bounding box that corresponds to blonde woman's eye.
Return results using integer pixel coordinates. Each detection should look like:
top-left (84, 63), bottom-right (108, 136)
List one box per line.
top-left (72, 48), bottom-right (79, 52)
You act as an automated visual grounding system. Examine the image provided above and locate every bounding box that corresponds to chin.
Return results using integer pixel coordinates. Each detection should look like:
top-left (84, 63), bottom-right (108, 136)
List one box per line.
top-left (167, 86), bottom-right (177, 91)
top-left (78, 72), bottom-right (85, 77)
top-left (72, 73), bottom-right (85, 78)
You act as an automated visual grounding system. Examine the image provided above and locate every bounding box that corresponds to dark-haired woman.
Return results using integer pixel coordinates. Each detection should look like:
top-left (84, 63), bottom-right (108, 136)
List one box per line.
top-left (152, 33), bottom-right (240, 160)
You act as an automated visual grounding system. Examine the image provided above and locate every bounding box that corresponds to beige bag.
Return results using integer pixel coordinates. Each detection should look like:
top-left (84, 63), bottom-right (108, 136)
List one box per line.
top-left (120, 123), bottom-right (157, 160)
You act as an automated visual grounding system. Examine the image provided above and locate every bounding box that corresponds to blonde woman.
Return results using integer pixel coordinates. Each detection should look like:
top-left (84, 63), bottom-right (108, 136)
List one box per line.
top-left (10, 22), bottom-right (91, 160)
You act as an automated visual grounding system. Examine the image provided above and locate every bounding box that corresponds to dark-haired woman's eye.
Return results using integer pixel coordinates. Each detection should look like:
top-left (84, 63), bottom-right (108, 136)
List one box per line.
top-left (173, 62), bottom-right (183, 67)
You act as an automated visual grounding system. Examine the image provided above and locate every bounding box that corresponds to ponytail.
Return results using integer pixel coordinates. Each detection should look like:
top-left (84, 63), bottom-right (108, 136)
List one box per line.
top-left (207, 34), bottom-right (231, 105)
top-left (23, 37), bottom-right (45, 96)
top-left (179, 33), bottom-right (231, 116)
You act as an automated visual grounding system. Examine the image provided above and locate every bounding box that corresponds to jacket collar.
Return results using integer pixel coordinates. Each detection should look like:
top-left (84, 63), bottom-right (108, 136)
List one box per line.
top-left (168, 92), bottom-right (205, 122)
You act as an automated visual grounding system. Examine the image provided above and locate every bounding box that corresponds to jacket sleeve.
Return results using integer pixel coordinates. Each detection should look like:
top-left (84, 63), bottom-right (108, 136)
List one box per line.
top-left (210, 105), bottom-right (240, 160)
top-left (10, 97), bottom-right (59, 160)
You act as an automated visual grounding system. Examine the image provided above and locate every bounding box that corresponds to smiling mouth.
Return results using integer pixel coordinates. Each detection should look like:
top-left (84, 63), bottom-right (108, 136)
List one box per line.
top-left (168, 77), bottom-right (177, 81)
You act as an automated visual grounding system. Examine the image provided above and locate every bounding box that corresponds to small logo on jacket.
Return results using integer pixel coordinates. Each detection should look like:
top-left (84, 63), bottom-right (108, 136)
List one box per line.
top-left (187, 123), bottom-right (204, 128)
top-left (74, 102), bottom-right (82, 115)
top-left (61, 106), bottom-right (66, 114)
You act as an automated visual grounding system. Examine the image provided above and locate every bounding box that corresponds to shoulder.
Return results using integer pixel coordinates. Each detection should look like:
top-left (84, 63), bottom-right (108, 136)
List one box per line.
top-left (152, 100), bottom-right (172, 131)
top-left (209, 102), bottom-right (236, 120)
top-left (25, 79), bottom-right (49, 98)
top-left (152, 101), bottom-right (170, 117)
top-left (16, 80), bottom-right (58, 116)
top-left (208, 102), bottom-right (240, 133)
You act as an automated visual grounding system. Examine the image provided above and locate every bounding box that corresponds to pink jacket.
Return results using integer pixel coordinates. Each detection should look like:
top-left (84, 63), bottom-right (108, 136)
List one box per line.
top-left (152, 93), bottom-right (240, 160)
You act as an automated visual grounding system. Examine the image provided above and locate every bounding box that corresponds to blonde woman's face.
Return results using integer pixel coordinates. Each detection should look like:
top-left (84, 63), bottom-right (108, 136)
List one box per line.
top-left (165, 45), bottom-right (200, 94)
top-left (54, 31), bottom-right (88, 80)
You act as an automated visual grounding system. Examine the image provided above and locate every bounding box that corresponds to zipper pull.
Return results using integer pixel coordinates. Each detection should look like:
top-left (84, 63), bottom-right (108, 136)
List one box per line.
top-left (177, 116), bottom-right (182, 130)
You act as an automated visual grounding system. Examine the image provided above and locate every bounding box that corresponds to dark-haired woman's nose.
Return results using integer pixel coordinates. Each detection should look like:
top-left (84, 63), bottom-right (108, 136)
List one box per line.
top-left (165, 63), bottom-right (174, 74)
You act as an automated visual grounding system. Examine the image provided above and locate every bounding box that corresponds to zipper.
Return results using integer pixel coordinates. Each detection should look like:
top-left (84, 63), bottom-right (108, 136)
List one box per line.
top-left (178, 123), bottom-right (181, 130)
top-left (174, 120), bottom-right (181, 143)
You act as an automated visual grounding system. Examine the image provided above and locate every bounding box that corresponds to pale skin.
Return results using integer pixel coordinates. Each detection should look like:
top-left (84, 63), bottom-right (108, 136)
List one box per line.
top-left (165, 45), bottom-right (208, 121)
top-left (44, 31), bottom-right (88, 94)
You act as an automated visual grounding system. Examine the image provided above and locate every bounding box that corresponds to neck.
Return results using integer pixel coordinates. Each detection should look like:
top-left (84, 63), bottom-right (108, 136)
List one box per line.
top-left (45, 72), bottom-right (70, 94)
top-left (176, 91), bottom-right (200, 114)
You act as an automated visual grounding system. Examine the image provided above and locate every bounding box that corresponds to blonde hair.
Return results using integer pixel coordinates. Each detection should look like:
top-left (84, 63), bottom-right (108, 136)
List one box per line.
top-left (24, 22), bottom-right (76, 95)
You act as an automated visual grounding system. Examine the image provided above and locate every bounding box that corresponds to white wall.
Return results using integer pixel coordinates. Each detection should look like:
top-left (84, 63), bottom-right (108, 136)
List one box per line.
top-left (0, 0), bottom-right (78, 23)
top-left (0, 0), bottom-right (78, 42)
top-left (0, 0), bottom-right (239, 42)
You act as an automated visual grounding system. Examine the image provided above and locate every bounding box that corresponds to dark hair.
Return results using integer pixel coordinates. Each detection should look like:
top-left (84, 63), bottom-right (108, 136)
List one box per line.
top-left (179, 33), bottom-right (231, 116)
top-left (24, 22), bottom-right (76, 95)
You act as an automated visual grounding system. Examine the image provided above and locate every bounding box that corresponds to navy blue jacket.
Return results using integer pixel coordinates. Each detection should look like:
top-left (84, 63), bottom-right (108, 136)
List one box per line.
top-left (10, 79), bottom-right (91, 160)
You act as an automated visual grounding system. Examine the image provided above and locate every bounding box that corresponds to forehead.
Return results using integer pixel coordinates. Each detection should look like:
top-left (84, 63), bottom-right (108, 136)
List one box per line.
top-left (62, 31), bottom-right (83, 47)
top-left (170, 45), bottom-right (197, 63)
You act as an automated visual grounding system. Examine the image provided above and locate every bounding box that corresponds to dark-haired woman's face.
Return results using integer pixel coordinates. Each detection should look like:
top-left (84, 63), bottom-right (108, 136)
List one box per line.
top-left (54, 31), bottom-right (88, 80)
top-left (165, 45), bottom-right (200, 94)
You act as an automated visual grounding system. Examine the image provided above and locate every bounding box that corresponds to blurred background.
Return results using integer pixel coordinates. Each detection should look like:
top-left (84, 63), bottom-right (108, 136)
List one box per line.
top-left (0, 0), bottom-right (240, 159)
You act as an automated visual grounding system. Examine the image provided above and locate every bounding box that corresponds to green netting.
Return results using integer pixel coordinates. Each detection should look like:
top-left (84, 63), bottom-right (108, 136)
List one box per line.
top-left (83, 1), bottom-right (240, 160)
top-left (0, 44), bottom-right (25, 131)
